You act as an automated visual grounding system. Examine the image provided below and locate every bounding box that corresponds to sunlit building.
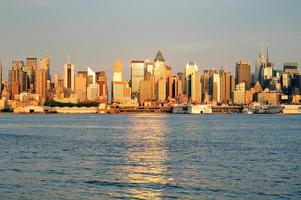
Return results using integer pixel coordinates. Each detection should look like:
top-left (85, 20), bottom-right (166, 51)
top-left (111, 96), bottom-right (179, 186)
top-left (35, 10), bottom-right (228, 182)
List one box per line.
top-left (236, 60), bottom-right (251, 89)
top-left (63, 63), bottom-right (75, 91)
top-left (185, 62), bottom-right (201, 103)
top-left (130, 60), bottom-right (145, 97)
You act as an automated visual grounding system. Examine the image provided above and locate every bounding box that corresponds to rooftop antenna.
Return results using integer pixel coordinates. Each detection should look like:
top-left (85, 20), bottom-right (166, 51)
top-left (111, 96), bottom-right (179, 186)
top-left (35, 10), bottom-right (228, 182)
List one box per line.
top-left (260, 40), bottom-right (264, 57)
top-left (266, 42), bottom-right (269, 63)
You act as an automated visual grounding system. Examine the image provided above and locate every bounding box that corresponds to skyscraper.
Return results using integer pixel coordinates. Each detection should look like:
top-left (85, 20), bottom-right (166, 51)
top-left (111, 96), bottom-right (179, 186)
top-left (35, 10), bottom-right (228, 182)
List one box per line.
top-left (130, 60), bottom-right (145, 97)
top-left (36, 64), bottom-right (47, 104)
top-left (40, 57), bottom-right (50, 81)
top-left (220, 70), bottom-right (232, 103)
top-left (63, 63), bottom-right (75, 91)
top-left (8, 60), bottom-right (26, 99)
top-left (112, 59), bottom-right (131, 104)
top-left (185, 62), bottom-right (201, 102)
top-left (213, 72), bottom-right (221, 102)
top-left (25, 58), bottom-right (37, 93)
top-left (96, 71), bottom-right (108, 103)
top-left (236, 60), bottom-right (251, 89)
top-left (153, 50), bottom-right (166, 100)
top-left (113, 59), bottom-right (123, 82)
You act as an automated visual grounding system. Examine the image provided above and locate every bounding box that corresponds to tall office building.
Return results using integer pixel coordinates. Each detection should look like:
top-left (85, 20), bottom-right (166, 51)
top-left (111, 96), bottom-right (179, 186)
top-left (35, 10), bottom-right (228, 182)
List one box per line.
top-left (40, 57), bottom-right (50, 81)
top-left (185, 62), bottom-right (201, 102)
top-left (153, 50), bottom-right (166, 100)
top-left (212, 72), bottom-right (221, 102)
top-left (8, 60), bottom-right (26, 99)
top-left (112, 59), bottom-right (131, 103)
top-left (87, 67), bottom-right (96, 84)
top-left (36, 65), bottom-right (47, 104)
top-left (283, 62), bottom-right (298, 74)
top-left (63, 63), bottom-right (75, 91)
top-left (130, 60), bottom-right (145, 96)
top-left (54, 73), bottom-right (64, 100)
top-left (24, 58), bottom-right (37, 93)
top-left (113, 59), bottom-right (123, 82)
top-left (75, 73), bottom-right (87, 102)
top-left (96, 71), bottom-right (108, 103)
top-left (220, 70), bottom-right (231, 103)
top-left (255, 45), bottom-right (266, 82)
top-left (236, 60), bottom-right (251, 89)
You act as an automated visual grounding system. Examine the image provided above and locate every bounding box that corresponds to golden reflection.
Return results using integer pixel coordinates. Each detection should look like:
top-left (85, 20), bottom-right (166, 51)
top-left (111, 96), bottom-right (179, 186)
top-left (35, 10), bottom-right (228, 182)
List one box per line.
top-left (123, 114), bottom-right (171, 199)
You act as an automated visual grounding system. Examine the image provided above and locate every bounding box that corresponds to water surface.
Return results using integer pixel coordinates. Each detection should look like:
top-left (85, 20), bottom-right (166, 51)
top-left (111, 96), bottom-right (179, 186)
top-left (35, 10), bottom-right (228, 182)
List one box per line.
top-left (0, 114), bottom-right (300, 199)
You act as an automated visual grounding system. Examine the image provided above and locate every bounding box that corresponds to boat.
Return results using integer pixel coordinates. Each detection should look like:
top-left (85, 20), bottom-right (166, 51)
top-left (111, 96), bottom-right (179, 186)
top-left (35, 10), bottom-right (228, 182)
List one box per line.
top-left (172, 104), bottom-right (212, 114)
top-left (282, 105), bottom-right (301, 114)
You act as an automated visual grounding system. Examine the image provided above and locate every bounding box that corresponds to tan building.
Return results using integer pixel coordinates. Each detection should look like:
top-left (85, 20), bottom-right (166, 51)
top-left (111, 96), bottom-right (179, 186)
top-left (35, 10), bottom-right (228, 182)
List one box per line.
top-left (158, 77), bottom-right (166, 102)
top-left (75, 74), bottom-right (87, 102)
top-left (63, 63), bottom-right (75, 91)
top-left (233, 82), bottom-right (246, 105)
top-left (130, 60), bottom-right (145, 96)
top-left (185, 62), bottom-right (201, 103)
top-left (36, 66), bottom-right (47, 105)
top-left (220, 70), bottom-right (233, 103)
top-left (236, 60), bottom-right (251, 89)
top-left (258, 90), bottom-right (281, 105)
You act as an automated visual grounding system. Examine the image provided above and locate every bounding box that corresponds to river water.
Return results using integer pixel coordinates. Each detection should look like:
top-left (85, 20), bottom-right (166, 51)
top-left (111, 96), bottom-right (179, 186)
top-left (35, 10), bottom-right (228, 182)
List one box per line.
top-left (0, 114), bottom-right (300, 199)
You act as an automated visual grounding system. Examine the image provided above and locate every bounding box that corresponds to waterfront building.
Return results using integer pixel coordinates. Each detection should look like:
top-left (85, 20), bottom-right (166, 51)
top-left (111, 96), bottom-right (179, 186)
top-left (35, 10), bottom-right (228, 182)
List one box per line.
top-left (63, 63), bottom-right (75, 91)
top-left (236, 60), bottom-right (251, 89)
top-left (233, 82), bottom-right (245, 105)
top-left (257, 89), bottom-right (281, 105)
top-left (130, 60), bottom-right (145, 97)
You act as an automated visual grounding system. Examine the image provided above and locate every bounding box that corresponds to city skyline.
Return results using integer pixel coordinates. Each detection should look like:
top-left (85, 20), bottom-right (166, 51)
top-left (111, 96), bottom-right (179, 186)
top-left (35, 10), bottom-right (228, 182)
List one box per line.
top-left (1, 0), bottom-right (301, 80)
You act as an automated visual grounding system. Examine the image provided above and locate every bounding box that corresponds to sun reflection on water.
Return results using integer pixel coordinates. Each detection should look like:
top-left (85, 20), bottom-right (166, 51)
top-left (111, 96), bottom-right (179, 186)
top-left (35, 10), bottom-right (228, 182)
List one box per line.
top-left (122, 114), bottom-right (171, 199)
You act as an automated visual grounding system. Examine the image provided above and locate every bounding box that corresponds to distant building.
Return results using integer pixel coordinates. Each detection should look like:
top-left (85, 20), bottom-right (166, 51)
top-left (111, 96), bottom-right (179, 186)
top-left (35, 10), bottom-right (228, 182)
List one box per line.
top-left (236, 60), bottom-right (251, 89)
top-left (212, 72), bottom-right (220, 102)
top-left (75, 73), bottom-right (87, 102)
top-left (185, 62), bottom-right (201, 103)
top-left (96, 71), bottom-right (108, 103)
top-left (283, 62), bottom-right (298, 74)
top-left (130, 60), bottom-right (145, 97)
top-left (233, 82), bottom-right (245, 105)
top-left (36, 59), bottom-right (48, 104)
top-left (63, 63), bottom-right (75, 91)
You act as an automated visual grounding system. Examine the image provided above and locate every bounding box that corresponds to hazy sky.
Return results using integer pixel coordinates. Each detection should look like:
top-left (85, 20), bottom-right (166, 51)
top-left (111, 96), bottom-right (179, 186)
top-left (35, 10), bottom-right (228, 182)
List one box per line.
top-left (0, 0), bottom-right (300, 80)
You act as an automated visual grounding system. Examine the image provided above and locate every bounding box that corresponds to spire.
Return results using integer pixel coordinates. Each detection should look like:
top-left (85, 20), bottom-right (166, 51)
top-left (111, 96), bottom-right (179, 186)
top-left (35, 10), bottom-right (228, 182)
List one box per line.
top-left (259, 40), bottom-right (264, 57)
top-left (154, 50), bottom-right (165, 62)
top-left (266, 42), bottom-right (269, 63)
top-left (67, 55), bottom-right (70, 64)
